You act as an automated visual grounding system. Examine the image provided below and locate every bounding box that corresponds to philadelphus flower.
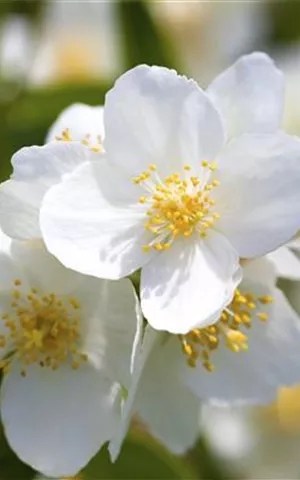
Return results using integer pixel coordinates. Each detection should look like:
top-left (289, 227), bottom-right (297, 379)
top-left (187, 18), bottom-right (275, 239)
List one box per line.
top-left (0, 231), bottom-right (140, 477)
top-left (0, 102), bottom-right (104, 242)
top-left (40, 52), bottom-right (300, 334)
top-left (108, 256), bottom-right (300, 459)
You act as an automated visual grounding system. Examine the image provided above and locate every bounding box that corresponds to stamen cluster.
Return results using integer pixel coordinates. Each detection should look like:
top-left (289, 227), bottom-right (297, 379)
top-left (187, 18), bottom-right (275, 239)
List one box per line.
top-left (133, 162), bottom-right (221, 251)
top-left (179, 289), bottom-right (273, 372)
top-left (0, 279), bottom-right (87, 376)
top-left (56, 128), bottom-right (104, 153)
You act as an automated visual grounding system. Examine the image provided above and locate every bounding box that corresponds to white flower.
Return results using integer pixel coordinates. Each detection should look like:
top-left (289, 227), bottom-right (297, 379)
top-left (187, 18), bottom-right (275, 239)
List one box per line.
top-left (46, 102), bottom-right (104, 147)
top-left (0, 101), bottom-right (105, 242)
top-left (40, 53), bottom-right (300, 334)
top-left (0, 232), bottom-right (139, 477)
top-left (0, 141), bottom-right (101, 240)
top-left (108, 256), bottom-right (300, 460)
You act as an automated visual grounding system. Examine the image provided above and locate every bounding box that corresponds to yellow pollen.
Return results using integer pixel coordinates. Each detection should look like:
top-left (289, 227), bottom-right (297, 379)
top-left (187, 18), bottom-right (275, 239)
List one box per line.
top-left (56, 129), bottom-right (104, 153)
top-left (179, 289), bottom-right (273, 372)
top-left (0, 280), bottom-right (87, 376)
top-left (69, 298), bottom-right (80, 309)
top-left (257, 312), bottom-right (268, 322)
top-left (259, 295), bottom-right (273, 304)
top-left (55, 128), bottom-right (72, 142)
top-left (134, 162), bottom-right (221, 251)
top-left (212, 179), bottom-right (220, 187)
top-left (209, 161), bottom-right (218, 171)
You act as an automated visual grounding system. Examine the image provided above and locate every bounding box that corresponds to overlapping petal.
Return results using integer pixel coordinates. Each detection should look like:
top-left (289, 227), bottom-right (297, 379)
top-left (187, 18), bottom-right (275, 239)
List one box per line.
top-left (268, 246), bottom-right (300, 281)
top-left (0, 142), bottom-right (97, 240)
top-left (134, 332), bottom-right (200, 454)
top-left (215, 132), bottom-right (300, 257)
top-left (40, 160), bottom-right (157, 279)
top-left (182, 288), bottom-right (300, 404)
top-left (109, 326), bottom-right (157, 462)
top-left (46, 103), bottom-right (104, 144)
top-left (207, 52), bottom-right (284, 139)
top-left (80, 278), bottom-right (142, 388)
top-left (104, 65), bottom-right (225, 176)
top-left (141, 233), bottom-right (241, 334)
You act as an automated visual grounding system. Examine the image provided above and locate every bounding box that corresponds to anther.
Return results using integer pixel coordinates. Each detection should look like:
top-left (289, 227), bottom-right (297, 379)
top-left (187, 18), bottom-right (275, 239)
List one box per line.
top-left (257, 312), bottom-right (268, 322)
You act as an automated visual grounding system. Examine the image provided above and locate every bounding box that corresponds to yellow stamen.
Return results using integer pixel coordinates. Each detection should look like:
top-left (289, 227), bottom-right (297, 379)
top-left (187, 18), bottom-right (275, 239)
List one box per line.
top-left (0, 280), bottom-right (88, 376)
top-left (134, 162), bottom-right (221, 251)
top-left (179, 288), bottom-right (273, 372)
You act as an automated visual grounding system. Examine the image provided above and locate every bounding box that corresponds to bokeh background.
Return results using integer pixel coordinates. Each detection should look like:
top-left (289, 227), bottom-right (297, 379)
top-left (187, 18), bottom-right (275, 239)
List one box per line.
top-left (2, 1), bottom-right (300, 479)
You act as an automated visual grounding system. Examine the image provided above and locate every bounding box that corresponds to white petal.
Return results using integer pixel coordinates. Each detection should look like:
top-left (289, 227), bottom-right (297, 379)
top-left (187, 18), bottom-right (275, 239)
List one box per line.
top-left (141, 233), bottom-right (241, 334)
top-left (109, 326), bottom-right (157, 462)
top-left (80, 278), bottom-right (142, 388)
top-left (41, 160), bottom-right (157, 279)
top-left (0, 142), bottom-right (96, 240)
top-left (0, 228), bottom-right (12, 254)
top-left (0, 240), bottom-right (25, 292)
top-left (10, 239), bottom-right (84, 295)
top-left (134, 331), bottom-right (200, 454)
top-left (241, 256), bottom-right (277, 289)
top-left (1, 363), bottom-right (120, 477)
top-left (46, 103), bottom-right (104, 144)
top-left (182, 288), bottom-right (300, 405)
top-left (215, 132), bottom-right (300, 257)
top-left (268, 246), bottom-right (300, 280)
top-left (207, 52), bottom-right (284, 139)
top-left (0, 179), bottom-right (45, 239)
top-left (104, 65), bottom-right (225, 175)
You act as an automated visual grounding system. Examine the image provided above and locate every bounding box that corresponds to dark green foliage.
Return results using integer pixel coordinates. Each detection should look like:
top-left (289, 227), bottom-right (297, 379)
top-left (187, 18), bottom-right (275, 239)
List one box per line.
top-left (116, 1), bottom-right (178, 70)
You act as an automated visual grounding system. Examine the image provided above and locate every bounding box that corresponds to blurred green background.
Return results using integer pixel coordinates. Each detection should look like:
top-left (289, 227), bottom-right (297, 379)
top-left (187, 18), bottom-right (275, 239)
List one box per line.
top-left (2, 1), bottom-right (300, 478)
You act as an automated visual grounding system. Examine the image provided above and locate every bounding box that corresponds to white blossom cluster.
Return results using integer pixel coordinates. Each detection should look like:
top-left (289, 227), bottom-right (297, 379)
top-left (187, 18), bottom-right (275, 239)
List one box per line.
top-left (0, 52), bottom-right (300, 477)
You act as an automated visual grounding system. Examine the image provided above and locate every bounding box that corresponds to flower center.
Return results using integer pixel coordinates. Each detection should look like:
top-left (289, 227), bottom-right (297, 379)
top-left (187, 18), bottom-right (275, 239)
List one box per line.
top-left (0, 279), bottom-right (87, 376)
top-left (133, 162), bottom-right (221, 251)
top-left (56, 127), bottom-right (104, 153)
top-left (179, 289), bottom-right (273, 372)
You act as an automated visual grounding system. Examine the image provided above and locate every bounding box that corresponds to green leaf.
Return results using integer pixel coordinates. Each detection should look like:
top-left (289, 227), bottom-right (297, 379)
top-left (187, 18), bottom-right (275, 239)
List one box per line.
top-left (187, 436), bottom-right (232, 480)
top-left (83, 430), bottom-right (197, 479)
top-left (268, 1), bottom-right (300, 44)
top-left (0, 425), bottom-right (35, 480)
top-left (116, 0), bottom-right (178, 70)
